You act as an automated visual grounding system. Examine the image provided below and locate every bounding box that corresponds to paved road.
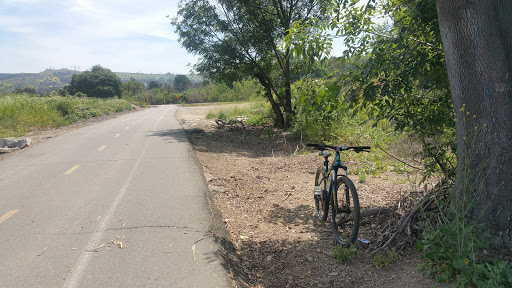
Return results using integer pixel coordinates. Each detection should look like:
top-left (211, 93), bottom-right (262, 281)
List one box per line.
top-left (0, 106), bottom-right (231, 287)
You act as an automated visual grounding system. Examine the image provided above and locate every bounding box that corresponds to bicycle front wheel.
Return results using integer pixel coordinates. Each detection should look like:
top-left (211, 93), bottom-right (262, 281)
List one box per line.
top-left (314, 167), bottom-right (329, 222)
top-left (331, 176), bottom-right (360, 246)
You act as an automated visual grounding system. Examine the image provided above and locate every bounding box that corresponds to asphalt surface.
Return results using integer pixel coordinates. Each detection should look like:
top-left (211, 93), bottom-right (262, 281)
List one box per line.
top-left (0, 105), bottom-right (231, 287)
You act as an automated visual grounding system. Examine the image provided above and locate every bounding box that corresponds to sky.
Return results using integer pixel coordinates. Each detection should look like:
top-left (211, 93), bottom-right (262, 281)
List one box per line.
top-left (0, 0), bottom-right (198, 74)
top-left (0, 0), bottom-right (346, 75)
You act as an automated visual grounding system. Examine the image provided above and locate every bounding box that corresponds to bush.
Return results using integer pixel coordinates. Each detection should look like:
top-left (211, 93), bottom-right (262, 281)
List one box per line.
top-left (66, 65), bottom-right (122, 98)
top-left (418, 145), bottom-right (512, 287)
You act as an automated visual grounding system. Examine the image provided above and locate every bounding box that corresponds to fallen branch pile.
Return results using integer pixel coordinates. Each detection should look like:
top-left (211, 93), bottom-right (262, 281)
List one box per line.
top-left (215, 118), bottom-right (246, 133)
top-left (368, 184), bottom-right (450, 255)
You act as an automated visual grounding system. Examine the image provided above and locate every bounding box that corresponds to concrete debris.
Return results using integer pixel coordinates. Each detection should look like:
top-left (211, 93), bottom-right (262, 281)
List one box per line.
top-left (0, 137), bottom-right (31, 153)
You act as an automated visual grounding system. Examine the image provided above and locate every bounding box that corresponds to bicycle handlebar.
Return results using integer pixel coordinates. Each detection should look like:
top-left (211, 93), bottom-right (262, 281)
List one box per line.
top-left (307, 143), bottom-right (370, 153)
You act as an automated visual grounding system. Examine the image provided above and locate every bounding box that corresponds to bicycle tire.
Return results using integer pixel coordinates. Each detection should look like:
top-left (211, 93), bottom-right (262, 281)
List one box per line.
top-left (314, 167), bottom-right (329, 222)
top-left (331, 176), bottom-right (360, 246)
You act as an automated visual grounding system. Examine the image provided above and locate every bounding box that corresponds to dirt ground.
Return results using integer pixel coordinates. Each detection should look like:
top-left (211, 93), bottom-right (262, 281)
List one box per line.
top-left (176, 104), bottom-right (448, 288)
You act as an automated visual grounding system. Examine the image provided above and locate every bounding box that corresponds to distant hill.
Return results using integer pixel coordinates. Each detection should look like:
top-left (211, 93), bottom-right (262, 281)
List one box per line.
top-left (0, 69), bottom-right (76, 94)
top-left (0, 69), bottom-right (202, 94)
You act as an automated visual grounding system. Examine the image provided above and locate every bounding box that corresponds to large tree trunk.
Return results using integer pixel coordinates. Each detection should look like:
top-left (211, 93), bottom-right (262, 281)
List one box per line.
top-left (255, 73), bottom-right (286, 128)
top-left (436, 0), bottom-right (512, 249)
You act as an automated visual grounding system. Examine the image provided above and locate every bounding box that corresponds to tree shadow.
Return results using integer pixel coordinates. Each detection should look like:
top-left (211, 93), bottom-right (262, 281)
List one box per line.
top-left (147, 128), bottom-right (189, 143)
top-left (181, 124), bottom-right (302, 159)
top-left (264, 204), bottom-right (317, 229)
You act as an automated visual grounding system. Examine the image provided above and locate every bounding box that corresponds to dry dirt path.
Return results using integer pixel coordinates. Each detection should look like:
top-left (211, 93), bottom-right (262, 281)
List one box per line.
top-left (176, 103), bottom-right (448, 288)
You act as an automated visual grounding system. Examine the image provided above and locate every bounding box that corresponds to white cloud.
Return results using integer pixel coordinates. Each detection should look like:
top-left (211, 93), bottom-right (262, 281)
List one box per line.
top-left (0, 0), bottom-right (194, 74)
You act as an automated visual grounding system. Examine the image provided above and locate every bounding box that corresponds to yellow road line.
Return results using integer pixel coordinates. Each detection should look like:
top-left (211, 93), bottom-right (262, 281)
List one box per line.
top-left (97, 145), bottom-right (106, 151)
top-left (0, 209), bottom-right (19, 224)
top-left (65, 165), bottom-right (80, 175)
top-left (114, 134), bottom-right (120, 138)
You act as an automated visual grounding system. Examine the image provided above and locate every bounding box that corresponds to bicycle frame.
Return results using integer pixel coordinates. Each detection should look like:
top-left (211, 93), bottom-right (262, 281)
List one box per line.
top-left (321, 149), bottom-right (350, 213)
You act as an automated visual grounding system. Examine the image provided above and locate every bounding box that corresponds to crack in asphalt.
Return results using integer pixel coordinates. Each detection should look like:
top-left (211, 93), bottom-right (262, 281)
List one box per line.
top-left (51, 225), bottom-right (210, 236)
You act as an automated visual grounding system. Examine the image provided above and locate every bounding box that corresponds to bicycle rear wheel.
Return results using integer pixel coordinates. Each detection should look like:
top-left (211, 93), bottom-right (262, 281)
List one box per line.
top-left (314, 167), bottom-right (329, 222)
top-left (331, 176), bottom-right (360, 246)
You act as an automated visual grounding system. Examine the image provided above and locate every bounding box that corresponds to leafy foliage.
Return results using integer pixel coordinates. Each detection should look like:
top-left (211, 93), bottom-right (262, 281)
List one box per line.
top-left (286, 0), bottom-right (455, 179)
top-left (0, 93), bottom-right (133, 137)
top-left (122, 77), bottom-right (145, 97)
top-left (66, 65), bottom-right (122, 98)
top-left (174, 75), bottom-right (191, 92)
top-left (371, 250), bottom-right (400, 268)
top-left (331, 245), bottom-right (357, 263)
top-left (147, 80), bottom-right (162, 90)
top-left (335, 0), bottom-right (455, 179)
top-left (184, 79), bottom-right (263, 103)
top-left (172, 0), bottom-right (331, 128)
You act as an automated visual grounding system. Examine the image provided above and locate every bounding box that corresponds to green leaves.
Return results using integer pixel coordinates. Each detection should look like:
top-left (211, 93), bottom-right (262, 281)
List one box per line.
top-left (172, 0), bottom-right (333, 127)
top-left (67, 65), bottom-right (122, 99)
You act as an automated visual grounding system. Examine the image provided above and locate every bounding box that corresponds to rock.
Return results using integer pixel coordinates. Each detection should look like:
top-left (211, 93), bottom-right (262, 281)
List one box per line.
top-left (209, 185), bottom-right (227, 193)
top-left (1, 138), bottom-right (31, 149)
top-left (0, 138), bottom-right (15, 148)
top-left (0, 147), bottom-right (20, 154)
top-left (204, 173), bottom-right (215, 182)
top-left (8, 138), bottom-right (31, 149)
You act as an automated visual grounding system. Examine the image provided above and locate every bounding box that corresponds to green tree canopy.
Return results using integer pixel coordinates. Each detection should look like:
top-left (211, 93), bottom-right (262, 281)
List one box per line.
top-left (122, 77), bottom-right (145, 96)
top-left (288, 0), bottom-right (455, 178)
top-left (66, 65), bottom-right (122, 98)
top-left (174, 75), bottom-right (191, 92)
top-left (172, 0), bottom-right (330, 128)
top-left (147, 80), bottom-right (161, 90)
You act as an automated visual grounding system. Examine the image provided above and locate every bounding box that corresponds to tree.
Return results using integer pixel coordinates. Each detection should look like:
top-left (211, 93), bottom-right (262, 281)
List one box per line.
top-left (174, 75), bottom-right (191, 92)
top-left (294, 0), bottom-right (455, 178)
top-left (436, 0), bottom-right (512, 250)
top-left (147, 80), bottom-right (161, 90)
top-left (122, 77), bottom-right (145, 96)
top-left (66, 65), bottom-right (122, 98)
top-left (172, 0), bottom-right (330, 128)
top-left (15, 87), bottom-right (37, 94)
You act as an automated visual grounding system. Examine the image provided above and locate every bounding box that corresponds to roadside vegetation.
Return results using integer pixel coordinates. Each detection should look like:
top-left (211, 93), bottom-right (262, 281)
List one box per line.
top-left (0, 93), bottom-right (133, 138)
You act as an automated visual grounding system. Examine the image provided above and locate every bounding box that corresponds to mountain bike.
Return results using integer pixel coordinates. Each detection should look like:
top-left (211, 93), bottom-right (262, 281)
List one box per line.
top-left (307, 143), bottom-right (370, 246)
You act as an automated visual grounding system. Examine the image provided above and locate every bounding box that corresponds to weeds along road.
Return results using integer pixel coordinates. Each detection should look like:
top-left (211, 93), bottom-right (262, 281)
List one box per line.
top-left (0, 105), bottom-right (231, 288)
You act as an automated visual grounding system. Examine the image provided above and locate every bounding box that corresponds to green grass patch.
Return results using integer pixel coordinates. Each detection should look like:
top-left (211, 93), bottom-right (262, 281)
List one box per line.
top-left (331, 245), bottom-right (357, 264)
top-left (0, 93), bottom-right (133, 137)
top-left (205, 101), bottom-right (273, 126)
top-left (371, 250), bottom-right (401, 268)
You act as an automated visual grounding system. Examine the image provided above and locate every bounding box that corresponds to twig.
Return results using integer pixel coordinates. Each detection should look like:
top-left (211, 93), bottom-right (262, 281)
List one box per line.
top-left (376, 145), bottom-right (425, 171)
top-left (359, 29), bottom-right (443, 52)
top-left (37, 247), bottom-right (47, 256)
